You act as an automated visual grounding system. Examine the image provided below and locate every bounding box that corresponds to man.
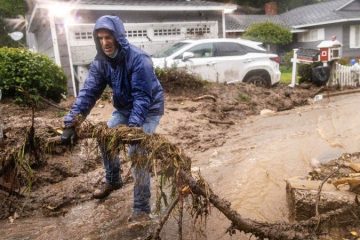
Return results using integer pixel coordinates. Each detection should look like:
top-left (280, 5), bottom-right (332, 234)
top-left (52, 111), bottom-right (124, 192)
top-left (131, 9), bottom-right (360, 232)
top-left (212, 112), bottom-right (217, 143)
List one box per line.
top-left (61, 15), bottom-right (164, 222)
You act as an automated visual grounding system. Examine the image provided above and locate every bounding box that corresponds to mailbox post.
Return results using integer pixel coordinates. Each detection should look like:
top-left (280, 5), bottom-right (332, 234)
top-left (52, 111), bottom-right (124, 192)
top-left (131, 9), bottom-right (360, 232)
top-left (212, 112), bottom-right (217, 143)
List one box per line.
top-left (290, 37), bottom-right (342, 87)
top-left (290, 48), bottom-right (320, 87)
top-left (317, 38), bottom-right (342, 66)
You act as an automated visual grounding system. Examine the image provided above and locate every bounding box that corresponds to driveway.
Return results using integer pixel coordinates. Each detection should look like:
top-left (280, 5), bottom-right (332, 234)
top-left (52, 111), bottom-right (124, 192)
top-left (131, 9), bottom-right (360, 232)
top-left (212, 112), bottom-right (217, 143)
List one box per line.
top-left (183, 92), bottom-right (360, 239)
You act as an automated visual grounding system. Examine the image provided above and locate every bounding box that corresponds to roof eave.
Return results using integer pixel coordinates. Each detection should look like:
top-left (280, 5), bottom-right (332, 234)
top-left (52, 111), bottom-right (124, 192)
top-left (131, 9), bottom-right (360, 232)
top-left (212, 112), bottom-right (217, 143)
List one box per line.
top-left (335, 0), bottom-right (355, 11)
top-left (290, 29), bottom-right (307, 33)
top-left (293, 18), bottom-right (360, 28)
top-left (226, 28), bottom-right (303, 33)
top-left (37, 2), bottom-right (237, 12)
top-left (225, 29), bottom-right (245, 33)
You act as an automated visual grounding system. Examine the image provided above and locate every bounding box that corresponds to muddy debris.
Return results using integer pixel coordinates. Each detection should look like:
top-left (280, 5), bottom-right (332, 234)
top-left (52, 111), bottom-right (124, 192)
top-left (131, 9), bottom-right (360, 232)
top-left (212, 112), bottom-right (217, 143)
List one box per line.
top-left (1, 82), bottom-right (359, 239)
top-left (287, 152), bottom-right (360, 233)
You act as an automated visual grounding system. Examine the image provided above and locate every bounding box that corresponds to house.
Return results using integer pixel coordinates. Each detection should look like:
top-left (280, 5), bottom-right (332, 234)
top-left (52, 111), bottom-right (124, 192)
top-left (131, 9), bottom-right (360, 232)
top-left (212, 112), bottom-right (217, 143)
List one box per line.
top-left (226, 0), bottom-right (360, 58)
top-left (26, 0), bottom-right (236, 96)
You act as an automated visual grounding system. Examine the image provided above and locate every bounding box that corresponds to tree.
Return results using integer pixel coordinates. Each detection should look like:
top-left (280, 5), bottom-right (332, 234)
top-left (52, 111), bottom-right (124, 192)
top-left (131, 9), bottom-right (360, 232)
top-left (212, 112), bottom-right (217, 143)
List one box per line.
top-left (0, 0), bottom-right (27, 47)
top-left (243, 22), bottom-right (292, 49)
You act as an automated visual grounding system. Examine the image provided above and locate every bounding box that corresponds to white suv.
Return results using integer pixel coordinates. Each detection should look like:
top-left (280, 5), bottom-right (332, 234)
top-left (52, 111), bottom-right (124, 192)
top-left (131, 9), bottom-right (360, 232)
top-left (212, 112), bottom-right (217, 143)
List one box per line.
top-left (152, 38), bottom-right (281, 87)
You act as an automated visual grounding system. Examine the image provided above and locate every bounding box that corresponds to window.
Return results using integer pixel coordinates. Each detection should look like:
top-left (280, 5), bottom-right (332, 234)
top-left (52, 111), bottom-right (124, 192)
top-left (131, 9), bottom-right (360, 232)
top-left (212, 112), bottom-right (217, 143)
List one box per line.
top-left (350, 25), bottom-right (360, 48)
top-left (186, 43), bottom-right (214, 58)
top-left (74, 31), bottom-right (93, 40)
top-left (154, 28), bottom-right (181, 36)
top-left (214, 42), bottom-right (259, 57)
top-left (186, 26), bottom-right (210, 36)
top-left (153, 42), bottom-right (190, 58)
top-left (126, 29), bottom-right (147, 38)
top-left (298, 28), bottom-right (325, 42)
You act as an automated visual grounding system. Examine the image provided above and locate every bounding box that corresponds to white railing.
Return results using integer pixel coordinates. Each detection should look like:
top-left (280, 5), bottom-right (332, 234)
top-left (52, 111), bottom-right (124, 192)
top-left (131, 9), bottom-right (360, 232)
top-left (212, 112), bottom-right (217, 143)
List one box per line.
top-left (328, 63), bottom-right (360, 87)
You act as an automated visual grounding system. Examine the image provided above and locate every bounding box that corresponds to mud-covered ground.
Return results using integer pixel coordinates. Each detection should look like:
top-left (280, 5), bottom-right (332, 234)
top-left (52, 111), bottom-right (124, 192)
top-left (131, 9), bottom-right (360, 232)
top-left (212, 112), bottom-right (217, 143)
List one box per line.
top-left (1, 82), bottom-right (358, 239)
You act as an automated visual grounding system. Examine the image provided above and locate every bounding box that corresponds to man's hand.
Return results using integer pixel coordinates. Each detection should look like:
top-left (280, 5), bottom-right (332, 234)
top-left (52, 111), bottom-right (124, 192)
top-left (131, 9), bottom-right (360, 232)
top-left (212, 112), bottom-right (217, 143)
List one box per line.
top-left (128, 123), bottom-right (141, 128)
top-left (61, 127), bottom-right (77, 145)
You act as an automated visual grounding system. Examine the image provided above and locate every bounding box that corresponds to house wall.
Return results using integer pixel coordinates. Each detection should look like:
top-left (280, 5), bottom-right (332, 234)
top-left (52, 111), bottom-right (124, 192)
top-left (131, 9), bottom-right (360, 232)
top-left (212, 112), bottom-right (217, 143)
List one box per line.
top-left (75, 10), bottom-right (224, 36)
top-left (34, 20), bottom-right (55, 61)
top-left (55, 20), bottom-right (74, 95)
top-left (290, 26), bottom-right (339, 49)
top-left (68, 20), bottom-right (219, 65)
top-left (26, 32), bottom-right (38, 52)
top-left (342, 22), bottom-right (360, 58)
top-left (289, 23), bottom-right (360, 59)
top-left (69, 10), bottom-right (223, 58)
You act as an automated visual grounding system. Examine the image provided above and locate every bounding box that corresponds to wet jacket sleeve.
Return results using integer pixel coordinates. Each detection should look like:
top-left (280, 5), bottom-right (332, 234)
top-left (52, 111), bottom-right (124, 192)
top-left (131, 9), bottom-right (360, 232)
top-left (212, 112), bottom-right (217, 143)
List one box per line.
top-left (64, 61), bottom-right (107, 127)
top-left (128, 55), bottom-right (153, 126)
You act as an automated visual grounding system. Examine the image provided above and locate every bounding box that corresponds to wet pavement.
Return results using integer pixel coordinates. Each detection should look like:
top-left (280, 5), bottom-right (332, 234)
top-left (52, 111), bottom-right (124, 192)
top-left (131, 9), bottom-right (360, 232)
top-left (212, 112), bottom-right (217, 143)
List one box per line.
top-left (190, 93), bottom-right (360, 239)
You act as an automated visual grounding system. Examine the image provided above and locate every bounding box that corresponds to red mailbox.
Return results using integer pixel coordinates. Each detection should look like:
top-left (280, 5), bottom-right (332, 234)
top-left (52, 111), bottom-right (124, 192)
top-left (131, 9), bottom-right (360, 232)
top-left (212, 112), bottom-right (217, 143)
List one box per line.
top-left (317, 39), bottom-right (342, 62)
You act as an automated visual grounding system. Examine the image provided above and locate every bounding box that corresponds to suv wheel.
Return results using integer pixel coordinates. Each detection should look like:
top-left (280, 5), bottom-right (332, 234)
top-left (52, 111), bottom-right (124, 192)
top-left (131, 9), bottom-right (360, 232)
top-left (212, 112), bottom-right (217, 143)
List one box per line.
top-left (244, 74), bottom-right (271, 87)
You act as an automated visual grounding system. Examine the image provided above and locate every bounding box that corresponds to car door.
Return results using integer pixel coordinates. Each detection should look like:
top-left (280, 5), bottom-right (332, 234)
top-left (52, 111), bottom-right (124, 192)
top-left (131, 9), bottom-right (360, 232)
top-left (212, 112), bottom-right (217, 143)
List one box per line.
top-left (211, 42), bottom-right (251, 83)
top-left (172, 42), bottom-right (218, 81)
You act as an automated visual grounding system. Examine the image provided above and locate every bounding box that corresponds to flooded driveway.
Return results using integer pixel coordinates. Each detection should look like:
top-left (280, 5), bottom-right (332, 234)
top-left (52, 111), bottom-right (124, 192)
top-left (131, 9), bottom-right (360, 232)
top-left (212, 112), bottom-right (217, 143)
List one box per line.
top-left (189, 93), bottom-right (360, 239)
top-left (2, 92), bottom-right (360, 239)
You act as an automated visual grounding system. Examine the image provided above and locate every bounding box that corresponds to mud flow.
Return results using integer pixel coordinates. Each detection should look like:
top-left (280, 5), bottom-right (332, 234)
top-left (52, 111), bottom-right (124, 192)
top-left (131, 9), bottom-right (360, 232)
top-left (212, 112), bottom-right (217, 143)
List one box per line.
top-left (1, 83), bottom-right (360, 239)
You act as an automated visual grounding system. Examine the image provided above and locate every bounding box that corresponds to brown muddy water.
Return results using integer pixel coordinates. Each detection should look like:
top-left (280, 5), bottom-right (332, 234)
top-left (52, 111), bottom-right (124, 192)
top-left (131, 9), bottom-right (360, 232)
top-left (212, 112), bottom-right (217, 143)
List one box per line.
top-left (2, 93), bottom-right (360, 239)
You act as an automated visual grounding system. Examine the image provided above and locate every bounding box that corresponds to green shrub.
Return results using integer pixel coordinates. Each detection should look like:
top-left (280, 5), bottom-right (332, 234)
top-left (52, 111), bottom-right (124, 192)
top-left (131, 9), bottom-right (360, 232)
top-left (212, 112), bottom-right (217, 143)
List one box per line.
top-left (0, 47), bottom-right (67, 104)
top-left (337, 57), bottom-right (351, 66)
top-left (298, 62), bottom-right (322, 83)
top-left (281, 51), bottom-right (293, 70)
top-left (243, 22), bottom-right (292, 45)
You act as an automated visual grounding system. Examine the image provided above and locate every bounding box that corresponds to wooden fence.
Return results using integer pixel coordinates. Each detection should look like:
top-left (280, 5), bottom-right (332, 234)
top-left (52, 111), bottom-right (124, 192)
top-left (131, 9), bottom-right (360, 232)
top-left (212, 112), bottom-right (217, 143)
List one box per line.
top-left (328, 63), bottom-right (360, 87)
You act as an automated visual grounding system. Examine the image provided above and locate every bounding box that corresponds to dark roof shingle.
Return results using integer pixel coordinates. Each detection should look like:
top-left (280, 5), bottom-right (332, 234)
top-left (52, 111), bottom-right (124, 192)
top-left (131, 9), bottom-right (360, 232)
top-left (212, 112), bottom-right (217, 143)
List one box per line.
top-left (226, 0), bottom-right (360, 32)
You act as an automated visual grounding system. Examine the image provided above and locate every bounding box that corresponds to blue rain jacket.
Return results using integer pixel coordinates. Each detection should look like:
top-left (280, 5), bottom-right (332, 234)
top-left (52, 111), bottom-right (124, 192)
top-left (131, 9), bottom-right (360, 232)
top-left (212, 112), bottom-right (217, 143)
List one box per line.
top-left (64, 16), bottom-right (164, 127)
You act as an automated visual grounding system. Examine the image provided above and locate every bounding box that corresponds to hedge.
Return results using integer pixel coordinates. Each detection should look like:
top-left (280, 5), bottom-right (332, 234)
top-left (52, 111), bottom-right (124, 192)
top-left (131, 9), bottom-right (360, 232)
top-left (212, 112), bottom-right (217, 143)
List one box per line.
top-left (0, 47), bottom-right (67, 103)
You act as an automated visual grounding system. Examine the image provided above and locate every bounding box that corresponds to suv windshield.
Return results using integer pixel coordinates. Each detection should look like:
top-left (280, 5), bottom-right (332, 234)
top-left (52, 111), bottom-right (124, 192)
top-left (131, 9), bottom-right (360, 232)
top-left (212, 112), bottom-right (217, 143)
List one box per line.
top-left (152, 42), bottom-right (190, 58)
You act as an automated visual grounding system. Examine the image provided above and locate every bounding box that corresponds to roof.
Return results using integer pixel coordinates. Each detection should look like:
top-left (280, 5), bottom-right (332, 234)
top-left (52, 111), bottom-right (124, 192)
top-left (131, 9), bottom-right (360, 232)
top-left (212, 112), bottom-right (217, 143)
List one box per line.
top-left (281, 0), bottom-right (358, 28)
top-left (34, 0), bottom-right (237, 11)
top-left (226, 14), bottom-right (286, 32)
top-left (317, 39), bottom-right (342, 48)
top-left (28, 0), bottom-right (237, 32)
top-left (226, 0), bottom-right (360, 32)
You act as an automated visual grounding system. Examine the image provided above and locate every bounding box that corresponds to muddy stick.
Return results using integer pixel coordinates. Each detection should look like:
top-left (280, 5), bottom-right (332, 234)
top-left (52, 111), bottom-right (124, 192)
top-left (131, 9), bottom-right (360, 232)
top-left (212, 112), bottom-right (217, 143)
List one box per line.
top-left (178, 195), bottom-right (184, 240)
top-left (315, 168), bottom-right (339, 217)
top-left (192, 95), bottom-right (217, 102)
top-left (180, 169), bottom-right (360, 239)
top-left (146, 195), bottom-right (180, 240)
top-left (179, 170), bottom-right (312, 240)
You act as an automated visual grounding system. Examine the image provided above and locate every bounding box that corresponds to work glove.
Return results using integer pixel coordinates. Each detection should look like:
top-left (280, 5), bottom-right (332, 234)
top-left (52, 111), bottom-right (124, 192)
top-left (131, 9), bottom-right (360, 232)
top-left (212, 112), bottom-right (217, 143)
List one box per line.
top-left (61, 127), bottom-right (77, 145)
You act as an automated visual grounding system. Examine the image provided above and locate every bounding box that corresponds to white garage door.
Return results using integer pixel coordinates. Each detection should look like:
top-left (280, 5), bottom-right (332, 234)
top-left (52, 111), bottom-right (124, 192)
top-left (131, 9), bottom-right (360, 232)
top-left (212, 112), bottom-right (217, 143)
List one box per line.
top-left (68, 21), bottom-right (218, 65)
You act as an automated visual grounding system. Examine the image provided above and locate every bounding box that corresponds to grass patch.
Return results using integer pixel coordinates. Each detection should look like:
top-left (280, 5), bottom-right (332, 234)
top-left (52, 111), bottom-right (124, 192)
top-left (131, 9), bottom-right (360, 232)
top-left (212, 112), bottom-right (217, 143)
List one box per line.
top-left (280, 67), bottom-right (299, 85)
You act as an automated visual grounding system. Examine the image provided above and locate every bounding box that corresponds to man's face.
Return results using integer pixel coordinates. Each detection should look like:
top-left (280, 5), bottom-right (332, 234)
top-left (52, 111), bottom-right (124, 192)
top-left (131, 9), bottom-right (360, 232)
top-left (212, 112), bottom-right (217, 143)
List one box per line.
top-left (97, 29), bottom-right (117, 57)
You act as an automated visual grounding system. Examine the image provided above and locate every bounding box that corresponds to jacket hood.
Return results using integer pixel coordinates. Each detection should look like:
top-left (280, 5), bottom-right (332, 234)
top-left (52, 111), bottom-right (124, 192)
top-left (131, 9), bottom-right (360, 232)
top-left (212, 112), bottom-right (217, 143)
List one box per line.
top-left (93, 15), bottom-right (129, 59)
